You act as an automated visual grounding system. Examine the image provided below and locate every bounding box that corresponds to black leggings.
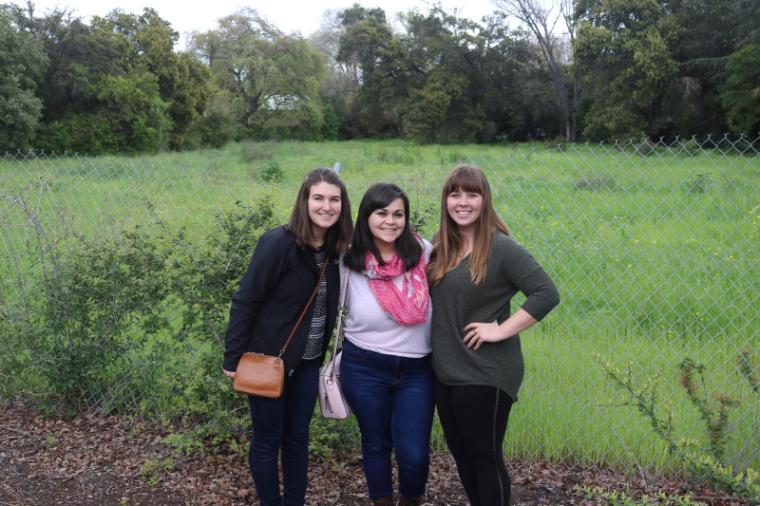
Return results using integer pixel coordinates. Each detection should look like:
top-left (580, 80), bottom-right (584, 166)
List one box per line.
top-left (434, 377), bottom-right (514, 506)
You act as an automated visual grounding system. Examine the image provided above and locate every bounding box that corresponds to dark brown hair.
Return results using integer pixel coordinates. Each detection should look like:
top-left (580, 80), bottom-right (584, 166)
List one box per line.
top-left (287, 168), bottom-right (353, 255)
top-left (343, 183), bottom-right (422, 272)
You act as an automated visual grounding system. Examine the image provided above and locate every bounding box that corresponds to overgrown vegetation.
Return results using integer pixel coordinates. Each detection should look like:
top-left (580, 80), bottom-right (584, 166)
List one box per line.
top-left (596, 354), bottom-right (760, 504)
top-left (0, 190), bottom-right (363, 459)
top-left (1, 139), bottom-right (757, 472)
top-left (1, 197), bottom-right (274, 436)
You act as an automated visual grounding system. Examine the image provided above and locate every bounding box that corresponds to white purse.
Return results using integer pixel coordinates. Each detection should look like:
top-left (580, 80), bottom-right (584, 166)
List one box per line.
top-left (318, 267), bottom-right (352, 419)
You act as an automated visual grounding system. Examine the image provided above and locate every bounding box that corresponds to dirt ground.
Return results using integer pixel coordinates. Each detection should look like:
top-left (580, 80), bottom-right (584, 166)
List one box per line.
top-left (0, 400), bottom-right (745, 505)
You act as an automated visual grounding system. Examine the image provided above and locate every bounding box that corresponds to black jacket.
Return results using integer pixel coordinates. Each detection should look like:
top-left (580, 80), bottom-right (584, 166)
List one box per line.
top-left (223, 226), bottom-right (340, 374)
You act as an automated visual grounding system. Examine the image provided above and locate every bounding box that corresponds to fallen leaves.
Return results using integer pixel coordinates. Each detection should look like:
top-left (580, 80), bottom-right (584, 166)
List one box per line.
top-left (0, 399), bottom-right (747, 505)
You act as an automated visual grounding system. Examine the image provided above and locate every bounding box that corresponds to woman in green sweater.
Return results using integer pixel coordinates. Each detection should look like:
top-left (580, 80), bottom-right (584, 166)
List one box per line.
top-left (427, 164), bottom-right (559, 506)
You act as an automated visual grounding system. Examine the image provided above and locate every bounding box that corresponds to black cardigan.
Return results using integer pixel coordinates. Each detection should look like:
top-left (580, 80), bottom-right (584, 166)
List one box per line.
top-left (223, 226), bottom-right (340, 374)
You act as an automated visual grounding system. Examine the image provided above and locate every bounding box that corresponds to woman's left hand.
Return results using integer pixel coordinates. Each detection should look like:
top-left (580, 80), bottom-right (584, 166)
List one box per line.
top-left (463, 321), bottom-right (506, 350)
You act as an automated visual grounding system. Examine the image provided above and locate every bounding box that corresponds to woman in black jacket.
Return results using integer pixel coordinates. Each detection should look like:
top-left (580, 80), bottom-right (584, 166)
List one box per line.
top-left (223, 168), bottom-right (353, 506)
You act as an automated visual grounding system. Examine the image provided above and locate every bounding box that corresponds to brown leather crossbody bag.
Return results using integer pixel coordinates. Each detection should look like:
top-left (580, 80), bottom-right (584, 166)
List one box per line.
top-left (232, 257), bottom-right (329, 398)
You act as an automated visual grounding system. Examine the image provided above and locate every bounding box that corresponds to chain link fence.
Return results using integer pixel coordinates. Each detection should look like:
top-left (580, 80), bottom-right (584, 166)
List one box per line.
top-left (1, 135), bottom-right (758, 475)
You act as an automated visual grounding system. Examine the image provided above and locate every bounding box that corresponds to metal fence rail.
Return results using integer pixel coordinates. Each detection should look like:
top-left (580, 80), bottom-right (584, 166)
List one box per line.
top-left (1, 135), bottom-right (758, 475)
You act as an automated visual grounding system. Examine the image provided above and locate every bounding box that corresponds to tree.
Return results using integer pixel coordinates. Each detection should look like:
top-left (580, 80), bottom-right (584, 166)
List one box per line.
top-left (13, 7), bottom-right (190, 153)
top-left (720, 43), bottom-right (760, 134)
top-left (573, 0), bottom-right (758, 138)
top-left (336, 4), bottom-right (404, 137)
top-left (132, 9), bottom-right (209, 148)
top-left (398, 7), bottom-right (558, 142)
top-left (191, 9), bottom-right (325, 140)
top-left (574, 0), bottom-right (681, 140)
top-left (92, 9), bottom-right (209, 148)
top-left (5, 5), bottom-right (208, 153)
top-left (309, 10), bottom-right (361, 138)
top-left (0, 9), bottom-right (47, 151)
top-left (331, 3), bottom-right (559, 142)
top-left (398, 9), bottom-right (494, 142)
top-left (476, 13), bottom-right (566, 140)
top-left (492, 0), bottom-right (576, 140)
top-left (661, 0), bottom-right (760, 135)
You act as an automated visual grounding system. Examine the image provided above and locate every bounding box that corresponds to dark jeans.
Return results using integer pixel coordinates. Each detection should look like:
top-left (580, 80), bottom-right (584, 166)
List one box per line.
top-left (248, 359), bottom-right (320, 506)
top-left (340, 339), bottom-right (435, 499)
top-left (434, 377), bottom-right (514, 506)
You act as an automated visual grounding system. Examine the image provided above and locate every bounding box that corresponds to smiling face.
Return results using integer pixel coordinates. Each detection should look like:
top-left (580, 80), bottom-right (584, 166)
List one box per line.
top-left (446, 187), bottom-right (483, 231)
top-left (368, 197), bottom-right (406, 250)
top-left (308, 181), bottom-right (342, 234)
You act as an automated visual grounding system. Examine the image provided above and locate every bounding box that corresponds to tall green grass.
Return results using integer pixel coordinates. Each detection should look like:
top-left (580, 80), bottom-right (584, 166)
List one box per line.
top-left (1, 139), bottom-right (758, 473)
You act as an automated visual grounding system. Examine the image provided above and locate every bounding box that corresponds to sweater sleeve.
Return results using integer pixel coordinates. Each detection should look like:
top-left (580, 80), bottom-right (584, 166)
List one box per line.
top-left (497, 235), bottom-right (560, 321)
top-left (223, 229), bottom-right (289, 371)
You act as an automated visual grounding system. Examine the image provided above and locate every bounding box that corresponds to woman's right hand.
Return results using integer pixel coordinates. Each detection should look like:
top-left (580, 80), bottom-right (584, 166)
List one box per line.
top-left (222, 368), bottom-right (236, 379)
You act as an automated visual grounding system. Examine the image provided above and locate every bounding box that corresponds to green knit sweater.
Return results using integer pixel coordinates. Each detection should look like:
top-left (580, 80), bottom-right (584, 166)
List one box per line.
top-left (430, 232), bottom-right (559, 401)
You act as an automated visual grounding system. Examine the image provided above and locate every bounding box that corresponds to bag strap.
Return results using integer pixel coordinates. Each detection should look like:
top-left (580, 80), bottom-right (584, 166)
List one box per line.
top-left (330, 263), bottom-right (351, 359)
top-left (278, 255), bottom-right (330, 357)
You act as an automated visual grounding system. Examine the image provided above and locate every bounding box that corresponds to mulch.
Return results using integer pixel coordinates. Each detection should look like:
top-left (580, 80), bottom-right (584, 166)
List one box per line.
top-left (0, 399), bottom-right (746, 505)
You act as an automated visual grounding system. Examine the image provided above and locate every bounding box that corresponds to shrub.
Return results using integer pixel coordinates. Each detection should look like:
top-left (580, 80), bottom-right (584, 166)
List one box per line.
top-left (409, 203), bottom-right (436, 237)
top-left (322, 105), bottom-right (340, 141)
top-left (256, 160), bottom-right (284, 183)
top-left (309, 412), bottom-right (360, 463)
top-left (25, 229), bottom-right (173, 412)
top-left (596, 354), bottom-right (760, 503)
top-left (7, 197), bottom-right (276, 422)
top-left (188, 111), bottom-right (239, 149)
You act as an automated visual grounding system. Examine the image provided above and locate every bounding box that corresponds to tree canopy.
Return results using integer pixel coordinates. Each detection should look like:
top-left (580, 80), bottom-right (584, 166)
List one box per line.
top-left (0, 9), bottom-right (47, 151)
top-left (191, 10), bottom-right (325, 141)
top-left (0, 1), bottom-right (756, 154)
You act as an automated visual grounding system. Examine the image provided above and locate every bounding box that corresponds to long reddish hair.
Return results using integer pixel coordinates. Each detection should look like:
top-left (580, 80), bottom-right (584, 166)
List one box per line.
top-left (428, 164), bottom-right (509, 286)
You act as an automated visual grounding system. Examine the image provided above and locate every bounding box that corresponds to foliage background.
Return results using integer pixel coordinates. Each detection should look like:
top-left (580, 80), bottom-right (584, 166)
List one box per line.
top-left (1, 138), bottom-right (757, 478)
top-left (0, 1), bottom-right (758, 153)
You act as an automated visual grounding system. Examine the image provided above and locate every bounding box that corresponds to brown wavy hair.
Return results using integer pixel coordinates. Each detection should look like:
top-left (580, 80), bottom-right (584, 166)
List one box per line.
top-left (427, 164), bottom-right (509, 286)
top-left (287, 168), bottom-right (353, 255)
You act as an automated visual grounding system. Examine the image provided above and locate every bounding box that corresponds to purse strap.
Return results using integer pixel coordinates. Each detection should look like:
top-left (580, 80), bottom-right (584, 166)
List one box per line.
top-left (278, 255), bottom-right (330, 357)
top-left (329, 262), bottom-right (351, 360)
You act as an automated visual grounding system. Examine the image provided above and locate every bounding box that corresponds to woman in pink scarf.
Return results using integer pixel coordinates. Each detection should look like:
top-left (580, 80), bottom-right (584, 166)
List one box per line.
top-left (340, 183), bottom-right (433, 506)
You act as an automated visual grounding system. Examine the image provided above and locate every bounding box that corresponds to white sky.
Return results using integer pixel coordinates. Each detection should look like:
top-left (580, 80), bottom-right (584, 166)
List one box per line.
top-left (15, 0), bottom-right (501, 49)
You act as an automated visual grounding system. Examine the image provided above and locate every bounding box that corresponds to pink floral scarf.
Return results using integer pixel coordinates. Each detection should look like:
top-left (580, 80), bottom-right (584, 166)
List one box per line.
top-left (365, 249), bottom-right (430, 325)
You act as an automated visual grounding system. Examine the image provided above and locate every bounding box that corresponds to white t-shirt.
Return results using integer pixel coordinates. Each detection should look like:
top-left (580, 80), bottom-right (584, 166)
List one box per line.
top-left (342, 239), bottom-right (433, 358)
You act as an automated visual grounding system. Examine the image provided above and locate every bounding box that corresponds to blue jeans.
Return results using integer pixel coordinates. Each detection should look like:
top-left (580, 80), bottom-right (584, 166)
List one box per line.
top-left (248, 359), bottom-right (320, 506)
top-left (340, 339), bottom-right (435, 499)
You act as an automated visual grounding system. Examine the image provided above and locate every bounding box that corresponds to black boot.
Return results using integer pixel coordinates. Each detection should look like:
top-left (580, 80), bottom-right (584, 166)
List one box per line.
top-left (398, 496), bottom-right (424, 506)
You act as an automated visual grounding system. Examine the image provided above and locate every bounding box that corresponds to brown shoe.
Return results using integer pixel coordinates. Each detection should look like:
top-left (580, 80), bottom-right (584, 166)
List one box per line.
top-left (371, 496), bottom-right (394, 506)
top-left (398, 496), bottom-right (424, 506)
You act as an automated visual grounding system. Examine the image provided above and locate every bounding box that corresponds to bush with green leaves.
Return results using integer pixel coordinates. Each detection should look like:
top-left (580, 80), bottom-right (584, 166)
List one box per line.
top-left (3, 193), bottom-right (358, 458)
top-left (6, 197), bottom-right (275, 423)
top-left (309, 411), bottom-right (360, 463)
top-left (256, 160), bottom-right (285, 183)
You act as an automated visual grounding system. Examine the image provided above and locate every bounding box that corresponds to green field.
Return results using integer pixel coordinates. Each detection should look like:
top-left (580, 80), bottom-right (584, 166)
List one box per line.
top-left (1, 139), bottom-right (758, 473)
